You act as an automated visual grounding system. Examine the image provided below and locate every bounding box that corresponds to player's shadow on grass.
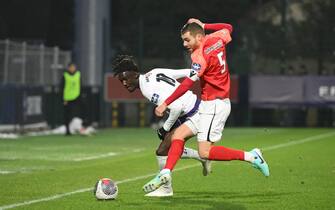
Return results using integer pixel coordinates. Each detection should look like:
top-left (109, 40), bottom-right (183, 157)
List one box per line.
top-left (142, 195), bottom-right (245, 210)
top-left (141, 191), bottom-right (292, 210)
top-left (180, 190), bottom-right (293, 197)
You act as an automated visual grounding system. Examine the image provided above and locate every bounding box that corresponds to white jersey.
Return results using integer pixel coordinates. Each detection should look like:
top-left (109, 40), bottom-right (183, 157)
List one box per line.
top-left (139, 68), bottom-right (198, 131)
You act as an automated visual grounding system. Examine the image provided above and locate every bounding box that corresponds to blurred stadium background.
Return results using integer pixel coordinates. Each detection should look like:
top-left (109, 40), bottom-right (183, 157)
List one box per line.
top-left (0, 0), bottom-right (334, 133)
top-left (0, 1), bottom-right (335, 210)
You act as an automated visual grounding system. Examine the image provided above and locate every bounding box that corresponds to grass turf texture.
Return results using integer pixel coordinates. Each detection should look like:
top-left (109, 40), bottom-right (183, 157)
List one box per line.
top-left (0, 128), bottom-right (334, 210)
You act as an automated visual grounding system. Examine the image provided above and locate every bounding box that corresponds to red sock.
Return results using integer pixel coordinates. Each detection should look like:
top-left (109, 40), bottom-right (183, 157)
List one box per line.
top-left (164, 139), bottom-right (185, 170)
top-left (208, 146), bottom-right (244, 161)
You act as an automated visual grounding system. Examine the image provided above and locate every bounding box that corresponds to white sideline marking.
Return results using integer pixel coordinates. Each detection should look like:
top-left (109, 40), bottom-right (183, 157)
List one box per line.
top-left (0, 167), bottom-right (54, 175)
top-left (0, 131), bottom-right (334, 210)
top-left (72, 149), bottom-right (145, 162)
top-left (262, 131), bottom-right (335, 151)
top-left (0, 149), bottom-right (145, 162)
top-left (73, 152), bottom-right (118, 161)
top-left (0, 164), bottom-right (198, 210)
top-left (0, 171), bottom-right (15, 175)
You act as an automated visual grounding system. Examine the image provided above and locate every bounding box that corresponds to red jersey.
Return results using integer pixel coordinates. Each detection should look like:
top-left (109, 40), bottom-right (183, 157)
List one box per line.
top-left (191, 28), bottom-right (232, 100)
top-left (164, 23), bottom-right (233, 106)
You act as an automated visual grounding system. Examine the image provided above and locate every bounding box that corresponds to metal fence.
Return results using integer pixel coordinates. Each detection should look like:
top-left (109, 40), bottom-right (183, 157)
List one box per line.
top-left (0, 40), bottom-right (71, 86)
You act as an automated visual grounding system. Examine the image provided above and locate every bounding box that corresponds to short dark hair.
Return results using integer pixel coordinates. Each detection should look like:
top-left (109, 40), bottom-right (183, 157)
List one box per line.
top-left (181, 22), bottom-right (205, 36)
top-left (67, 62), bottom-right (76, 67)
top-left (112, 55), bottom-right (139, 76)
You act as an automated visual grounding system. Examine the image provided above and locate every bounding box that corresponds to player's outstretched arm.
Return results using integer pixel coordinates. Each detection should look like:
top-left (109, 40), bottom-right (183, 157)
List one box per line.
top-left (153, 68), bottom-right (191, 80)
top-left (155, 77), bottom-right (195, 117)
top-left (156, 104), bottom-right (182, 140)
top-left (187, 18), bottom-right (233, 34)
top-left (204, 23), bottom-right (233, 33)
top-left (163, 104), bottom-right (183, 132)
top-left (187, 18), bottom-right (205, 28)
top-left (164, 77), bottom-right (194, 105)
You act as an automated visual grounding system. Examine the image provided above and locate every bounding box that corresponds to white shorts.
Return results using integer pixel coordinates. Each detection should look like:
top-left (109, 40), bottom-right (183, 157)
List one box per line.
top-left (185, 98), bottom-right (231, 142)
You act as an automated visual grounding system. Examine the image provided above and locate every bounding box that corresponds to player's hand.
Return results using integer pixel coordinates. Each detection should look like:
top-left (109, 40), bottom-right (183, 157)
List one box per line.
top-left (155, 103), bottom-right (167, 117)
top-left (63, 101), bottom-right (68, 105)
top-left (187, 18), bottom-right (204, 28)
top-left (157, 127), bottom-right (168, 140)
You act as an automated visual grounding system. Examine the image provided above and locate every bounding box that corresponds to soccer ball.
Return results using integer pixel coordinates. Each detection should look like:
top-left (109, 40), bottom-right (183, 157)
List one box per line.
top-left (94, 178), bottom-right (118, 200)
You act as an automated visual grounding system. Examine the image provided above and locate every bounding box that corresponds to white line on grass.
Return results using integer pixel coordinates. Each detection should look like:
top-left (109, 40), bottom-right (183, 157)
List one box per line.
top-left (0, 171), bottom-right (15, 175)
top-left (0, 149), bottom-right (145, 162)
top-left (72, 152), bottom-right (118, 161)
top-left (0, 131), bottom-right (334, 210)
top-left (0, 167), bottom-right (55, 175)
top-left (72, 149), bottom-right (146, 162)
top-left (0, 164), bottom-right (198, 210)
top-left (262, 131), bottom-right (335, 151)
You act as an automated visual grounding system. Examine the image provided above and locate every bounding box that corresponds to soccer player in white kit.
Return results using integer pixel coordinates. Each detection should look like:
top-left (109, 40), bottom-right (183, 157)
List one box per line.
top-left (112, 55), bottom-right (211, 197)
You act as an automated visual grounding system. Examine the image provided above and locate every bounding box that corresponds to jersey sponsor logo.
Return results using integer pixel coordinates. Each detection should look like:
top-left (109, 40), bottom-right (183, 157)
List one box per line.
top-left (144, 72), bottom-right (152, 82)
top-left (150, 93), bottom-right (159, 104)
top-left (204, 40), bottom-right (223, 55)
top-left (191, 63), bottom-right (201, 72)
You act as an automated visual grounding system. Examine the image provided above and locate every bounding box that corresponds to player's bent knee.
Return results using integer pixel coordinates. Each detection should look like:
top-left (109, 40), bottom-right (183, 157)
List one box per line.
top-left (171, 124), bottom-right (193, 140)
top-left (171, 130), bottom-right (184, 140)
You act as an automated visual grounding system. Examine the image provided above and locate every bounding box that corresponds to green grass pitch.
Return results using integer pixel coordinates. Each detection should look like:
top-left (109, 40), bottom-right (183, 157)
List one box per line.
top-left (0, 128), bottom-right (334, 210)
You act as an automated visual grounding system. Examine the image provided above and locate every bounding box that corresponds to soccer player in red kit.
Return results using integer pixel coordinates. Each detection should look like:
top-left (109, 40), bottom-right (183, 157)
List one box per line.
top-left (143, 18), bottom-right (269, 194)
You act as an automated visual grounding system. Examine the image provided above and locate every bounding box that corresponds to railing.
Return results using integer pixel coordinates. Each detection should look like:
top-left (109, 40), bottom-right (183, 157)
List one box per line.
top-left (0, 39), bottom-right (71, 86)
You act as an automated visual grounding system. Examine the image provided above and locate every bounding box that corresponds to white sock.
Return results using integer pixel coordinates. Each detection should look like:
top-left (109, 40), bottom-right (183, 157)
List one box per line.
top-left (161, 168), bottom-right (171, 174)
top-left (181, 147), bottom-right (203, 162)
top-left (156, 156), bottom-right (167, 171)
top-left (156, 156), bottom-right (172, 187)
top-left (244, 152), bottom-right (255, 163)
